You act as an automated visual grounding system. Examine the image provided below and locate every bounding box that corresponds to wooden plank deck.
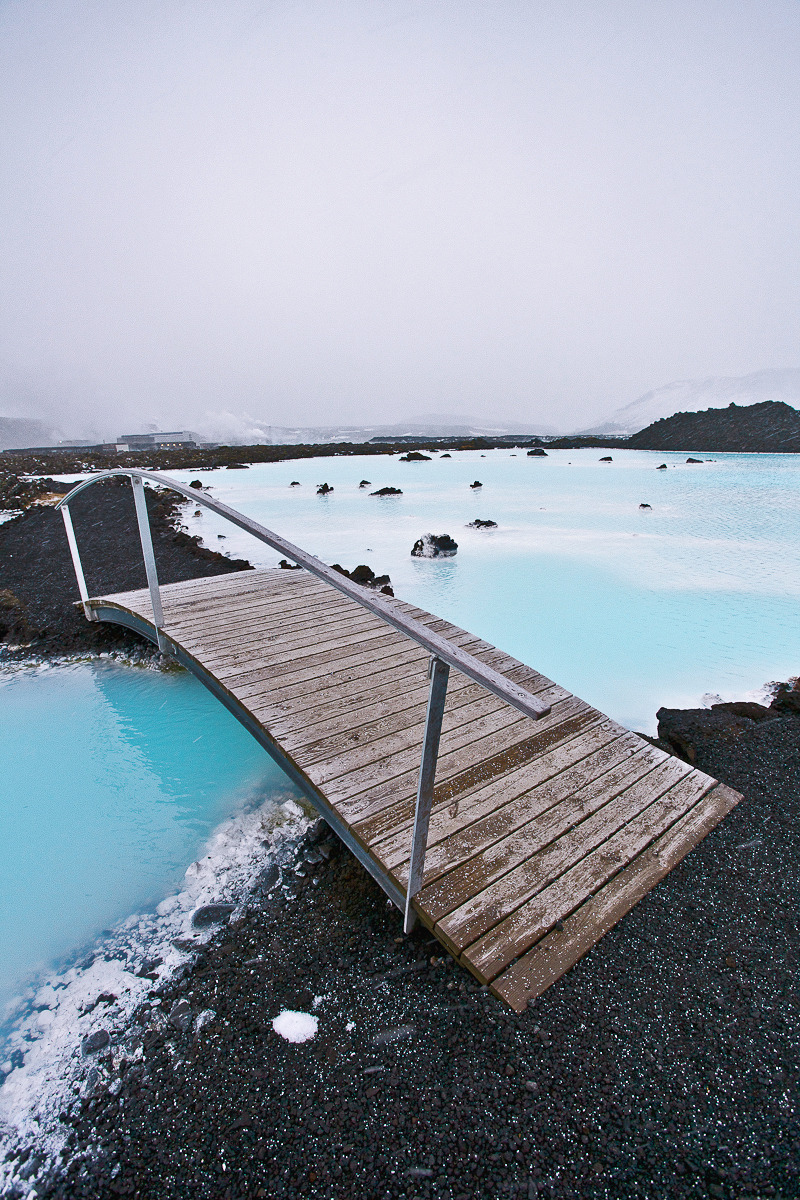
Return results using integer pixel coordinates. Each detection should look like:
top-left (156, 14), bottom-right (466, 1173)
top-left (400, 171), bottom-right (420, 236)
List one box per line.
top-left (88, 567), bottom-right (741, 1011)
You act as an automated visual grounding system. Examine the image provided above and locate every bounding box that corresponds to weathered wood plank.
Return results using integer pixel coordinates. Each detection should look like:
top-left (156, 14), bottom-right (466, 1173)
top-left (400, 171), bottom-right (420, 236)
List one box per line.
top-left (457, 768), bottom-right (718, 981)
top-left (409, 744), bottom-right (670, 923)
top-left (331, 697), bottom-right (599, 825)
top-left (211, 628), bottom-right (412, 689)
top-left (490, 783), bottom-right (742, 1010)
top-left (174, 616), bottom-right (385, 670)
top-left (437, 755), bottom-right (694, 955)
top-left (357, 716), bottom-right (627, 854)
top-left (376, 732), bottom-right (658, 880)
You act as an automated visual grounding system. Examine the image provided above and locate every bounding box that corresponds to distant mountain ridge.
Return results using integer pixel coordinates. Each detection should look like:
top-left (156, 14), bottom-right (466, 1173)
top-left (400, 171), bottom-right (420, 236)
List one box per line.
top-left (628, 400), bottom-right (800, 453)
top-left (583, 368), bottom-right (800, 435)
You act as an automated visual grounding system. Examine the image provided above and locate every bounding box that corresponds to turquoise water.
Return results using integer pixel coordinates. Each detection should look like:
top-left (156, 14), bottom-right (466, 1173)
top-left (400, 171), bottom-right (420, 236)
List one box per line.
top-left (0, 660), bottom-right (294, 1015)
top-left (169, 447), bottom-right (800, 731)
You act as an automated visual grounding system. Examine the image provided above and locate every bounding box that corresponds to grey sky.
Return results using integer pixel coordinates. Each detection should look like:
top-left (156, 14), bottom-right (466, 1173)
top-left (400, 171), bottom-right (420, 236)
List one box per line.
top-left (0, 0), bottom-right (798, 437)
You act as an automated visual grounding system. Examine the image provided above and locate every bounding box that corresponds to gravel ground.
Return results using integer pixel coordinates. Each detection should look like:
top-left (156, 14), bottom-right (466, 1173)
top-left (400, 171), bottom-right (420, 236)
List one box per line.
top-left (2, 481), bottom-right (798, 1199)
top-left (18, 705), bottom-right (798, 1200)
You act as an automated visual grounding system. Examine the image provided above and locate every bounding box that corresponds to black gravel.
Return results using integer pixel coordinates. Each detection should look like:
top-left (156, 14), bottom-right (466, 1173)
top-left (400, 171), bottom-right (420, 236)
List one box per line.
top-left (0, 478), bottom-right (251, 658)
top-left (21, 701), bottom-right (798, 1199)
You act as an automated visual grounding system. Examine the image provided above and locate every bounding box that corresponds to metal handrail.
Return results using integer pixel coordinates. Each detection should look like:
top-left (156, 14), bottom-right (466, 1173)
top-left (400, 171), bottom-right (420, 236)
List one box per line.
top-left (56, 468), bottom-right (551, 929)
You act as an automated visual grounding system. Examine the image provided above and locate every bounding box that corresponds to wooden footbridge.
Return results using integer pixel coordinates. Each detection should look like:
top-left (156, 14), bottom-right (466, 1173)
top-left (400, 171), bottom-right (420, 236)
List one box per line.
top-left (57, 470), bottom-right (740, 1011)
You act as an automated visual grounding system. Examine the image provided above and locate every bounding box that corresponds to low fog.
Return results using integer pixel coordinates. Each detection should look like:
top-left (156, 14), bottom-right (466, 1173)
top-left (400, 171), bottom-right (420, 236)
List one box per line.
top-left (0, 0), bottom-right (798, 441)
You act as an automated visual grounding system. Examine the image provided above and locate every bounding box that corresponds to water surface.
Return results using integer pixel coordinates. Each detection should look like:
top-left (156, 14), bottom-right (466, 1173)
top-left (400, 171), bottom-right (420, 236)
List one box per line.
top-left (165, 447), bottom-right (800, 730)
top-left (0, 659), bottom-right (297, 1015)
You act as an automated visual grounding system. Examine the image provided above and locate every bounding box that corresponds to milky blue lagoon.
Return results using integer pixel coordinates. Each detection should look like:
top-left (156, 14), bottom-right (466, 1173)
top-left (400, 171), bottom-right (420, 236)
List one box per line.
top-left (0, 660), bottom-right (298, 1019)
top-left (5, 446), bottom-right (799, 1029)
top-left (170, 447), bottom-right (800, 730)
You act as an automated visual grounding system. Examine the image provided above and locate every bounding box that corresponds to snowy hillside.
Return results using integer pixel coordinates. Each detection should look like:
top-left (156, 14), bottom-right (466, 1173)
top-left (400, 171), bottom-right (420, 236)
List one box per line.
top-left (582, 368), bottom-right (800, 436)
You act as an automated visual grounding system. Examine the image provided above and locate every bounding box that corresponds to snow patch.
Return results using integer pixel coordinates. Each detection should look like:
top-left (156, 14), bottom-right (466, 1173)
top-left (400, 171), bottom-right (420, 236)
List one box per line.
top-left (272, 1011), bottom-right (318, 1044)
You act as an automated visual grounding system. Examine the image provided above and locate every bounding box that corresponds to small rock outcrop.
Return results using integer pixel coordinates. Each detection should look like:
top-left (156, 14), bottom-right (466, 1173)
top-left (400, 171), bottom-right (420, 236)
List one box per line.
top-left (191, 903), bottom-right (235, 928)
top-left (599, 456), bottom-right (613, 462)
top-left (399, 451), bottom-right (431, 462)
top-left (330, 563), bottom-right (393, 595)
top-left (189, 480), bottom-right (203, 489)
top-left (290, 481), bottom-right (300, 487)
top-left (411, 534), bottom-right (458, 558)
top-left (81, 1030), bottom-right (110, 1055)
top-left (639, 503), bottom-right (652, 509)
top-left (686, 457), bottom-right (703, 464)
top-left (316, 483), bottom-right (334, 495)
top-left (527, 448), bottom-right (548, 457)
top-left (656, 464), bottom-right (667, 470)
top-left (279, 559), bottom-right (301, 570)
top-left (469, 480), bottom-right (482, 489)
top-left (466, 519), bottom-right (497, 528)
top-left (358, 480), bottom-right (371, 488)
top-left (370, 486), bottom-right (402, 496)
top-left (440, 453), bottom-right (451, 458)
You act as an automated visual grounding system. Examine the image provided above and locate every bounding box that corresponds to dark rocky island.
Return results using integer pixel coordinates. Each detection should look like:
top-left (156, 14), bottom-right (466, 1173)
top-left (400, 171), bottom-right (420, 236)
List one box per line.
top-left (410, 533), bottom-right (458, 558)
top-left (628, 400), bottom-right (800, 453)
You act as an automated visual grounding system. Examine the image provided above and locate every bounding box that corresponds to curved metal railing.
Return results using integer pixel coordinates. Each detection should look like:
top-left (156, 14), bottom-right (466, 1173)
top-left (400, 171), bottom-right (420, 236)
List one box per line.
top-left (56, 468), bottom-right (551, 928)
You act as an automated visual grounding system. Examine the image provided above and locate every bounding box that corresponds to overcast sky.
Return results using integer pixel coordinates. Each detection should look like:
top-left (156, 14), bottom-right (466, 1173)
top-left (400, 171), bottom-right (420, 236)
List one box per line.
top-left (0, 0), bottom-right (798, 438)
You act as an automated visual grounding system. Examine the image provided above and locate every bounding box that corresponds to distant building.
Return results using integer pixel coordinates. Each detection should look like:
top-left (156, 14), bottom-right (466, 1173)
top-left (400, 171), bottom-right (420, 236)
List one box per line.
top-left (2, 429), bottom-right (202, 456)
top-left (117, 431), bottom-right (199, 450)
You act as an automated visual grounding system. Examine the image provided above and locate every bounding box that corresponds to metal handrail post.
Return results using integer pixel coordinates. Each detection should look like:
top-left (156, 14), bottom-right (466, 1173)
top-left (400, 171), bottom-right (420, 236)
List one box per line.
top-left (404, 655), bottom-right (450, 934)
top-left (130, 474), bottom-right (167, 652)
top-left (59, 504), bottom-right (95, 621)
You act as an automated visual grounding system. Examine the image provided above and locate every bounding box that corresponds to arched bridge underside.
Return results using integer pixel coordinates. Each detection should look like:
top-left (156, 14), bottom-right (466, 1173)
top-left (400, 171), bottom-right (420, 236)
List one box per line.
top-left (88, 567), bottom-right (740, 1011)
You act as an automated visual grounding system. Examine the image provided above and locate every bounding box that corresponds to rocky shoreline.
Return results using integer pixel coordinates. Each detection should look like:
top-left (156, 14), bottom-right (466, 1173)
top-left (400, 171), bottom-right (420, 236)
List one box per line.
top-left (1, 490), bottom-right (798, 1199)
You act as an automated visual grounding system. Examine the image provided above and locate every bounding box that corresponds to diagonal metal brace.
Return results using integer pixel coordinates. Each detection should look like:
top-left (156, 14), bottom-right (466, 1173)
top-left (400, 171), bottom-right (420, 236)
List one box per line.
top-left (404, 655), bottom-right (450, 934)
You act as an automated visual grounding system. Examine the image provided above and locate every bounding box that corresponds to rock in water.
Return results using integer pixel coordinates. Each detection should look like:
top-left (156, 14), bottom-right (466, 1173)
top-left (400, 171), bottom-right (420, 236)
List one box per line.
top-left (411, 534), bottom-right (458, 558)
top-left (316, 482), bottom-right (334, 494)
top-left (466, 519), bottom-right (497, 528)
top-left (469, 480), bottom-right (482, 489)
top-left (358, 479), bottom-right (371, 487)
top-left (349, 564), bottom-right (375, 585)
top-left (599, 456), bottom-right (613, 462)
top-left (370, 486), bottom-right (402, 496)
top-left (656, 463), bottom-right (667, 470)
top-left (686, 457), bottom-right (704, 464)
top-left (639, 503), bottom-right (652, 509)
top-left (527, 447), bottom-right (548, 456)
top-left (399, 451), bottom-right (431, 461)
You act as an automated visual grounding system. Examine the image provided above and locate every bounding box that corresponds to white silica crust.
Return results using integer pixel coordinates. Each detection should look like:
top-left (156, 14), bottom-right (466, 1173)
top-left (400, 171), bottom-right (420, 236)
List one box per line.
top-left (272, 1011), bottom-right (318, 1043)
